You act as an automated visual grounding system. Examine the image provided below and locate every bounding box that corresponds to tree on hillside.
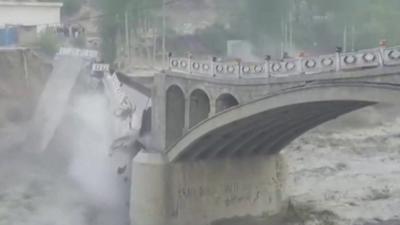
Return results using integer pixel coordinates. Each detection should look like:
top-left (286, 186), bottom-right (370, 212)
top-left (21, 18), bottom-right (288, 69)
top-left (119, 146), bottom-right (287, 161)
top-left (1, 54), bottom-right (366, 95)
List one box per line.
top-left (97, 0), bottom-right (162, 62)
top-left (220, 0), bottom-right (400, 55)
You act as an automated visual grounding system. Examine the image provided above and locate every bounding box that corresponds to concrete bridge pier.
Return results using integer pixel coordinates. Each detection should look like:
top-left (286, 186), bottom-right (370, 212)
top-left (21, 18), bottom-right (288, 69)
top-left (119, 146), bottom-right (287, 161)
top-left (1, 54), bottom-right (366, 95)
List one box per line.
top-left (130, 152), bottom-right (288, 225)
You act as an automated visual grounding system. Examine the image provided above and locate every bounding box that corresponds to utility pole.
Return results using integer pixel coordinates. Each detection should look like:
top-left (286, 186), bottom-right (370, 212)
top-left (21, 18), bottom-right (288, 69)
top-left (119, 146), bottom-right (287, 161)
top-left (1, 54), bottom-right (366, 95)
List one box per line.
top-left (125, 11), bottom-right (130, 63)
top-left (152, 18), bottom-right (157, 66)
top-left (284, 23), bottom-right (288, 52)
top-left (162, 0), bottom-right (166, 67)
top-left (343, 24), bottom-right (348, 53)
top-left (281, 17), bottom-right (287, 57)
top-left (289, 12), bottom-right (293, 53)
top-left (351, 25), bottom-right (355, 51)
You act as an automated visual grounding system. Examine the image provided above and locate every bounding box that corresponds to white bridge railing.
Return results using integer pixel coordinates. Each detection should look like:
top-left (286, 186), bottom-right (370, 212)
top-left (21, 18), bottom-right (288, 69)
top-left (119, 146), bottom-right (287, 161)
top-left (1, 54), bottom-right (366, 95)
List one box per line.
top-left (168, 46), bottom-right (400, 78)
top-left (58, 47), bottom-right (99, 59)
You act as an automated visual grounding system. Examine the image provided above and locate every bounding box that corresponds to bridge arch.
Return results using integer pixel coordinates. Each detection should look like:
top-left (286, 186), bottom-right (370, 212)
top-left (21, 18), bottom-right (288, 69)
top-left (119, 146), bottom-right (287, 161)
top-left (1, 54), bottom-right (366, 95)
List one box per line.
top-left (168, 82), bottom-right (400, 162)
top-left (189, 89), bottom-right (211, 128)
top-left (166, 84), bottom-right (185, 147)
top-left (216, 93), bottom-right (239, 113)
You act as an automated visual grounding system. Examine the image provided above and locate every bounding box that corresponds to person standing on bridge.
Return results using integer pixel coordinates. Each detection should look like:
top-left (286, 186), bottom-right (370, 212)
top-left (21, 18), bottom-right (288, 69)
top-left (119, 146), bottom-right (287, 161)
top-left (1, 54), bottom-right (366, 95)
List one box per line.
top-left (281, 52), bottom-right (291, 61)
top-left (116, 97), bottom-right (135, 130)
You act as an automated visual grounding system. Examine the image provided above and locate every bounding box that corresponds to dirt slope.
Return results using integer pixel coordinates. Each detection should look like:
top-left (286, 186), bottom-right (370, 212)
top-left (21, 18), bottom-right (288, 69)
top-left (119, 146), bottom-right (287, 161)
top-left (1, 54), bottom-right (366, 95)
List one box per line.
top-left (0, 49), bottom-right (51, 127)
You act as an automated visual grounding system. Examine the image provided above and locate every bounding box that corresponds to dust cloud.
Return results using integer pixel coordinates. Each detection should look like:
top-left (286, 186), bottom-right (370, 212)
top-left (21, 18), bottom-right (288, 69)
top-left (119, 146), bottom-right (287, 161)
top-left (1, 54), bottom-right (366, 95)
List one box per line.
top-left (0, 92), bottom-right (130, 225)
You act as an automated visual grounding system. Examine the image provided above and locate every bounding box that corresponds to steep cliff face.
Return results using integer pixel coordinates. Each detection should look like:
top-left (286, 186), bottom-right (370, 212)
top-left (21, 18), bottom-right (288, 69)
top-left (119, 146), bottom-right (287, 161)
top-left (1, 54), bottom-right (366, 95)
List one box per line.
top-left (0, 49), bottom-right (51, 127)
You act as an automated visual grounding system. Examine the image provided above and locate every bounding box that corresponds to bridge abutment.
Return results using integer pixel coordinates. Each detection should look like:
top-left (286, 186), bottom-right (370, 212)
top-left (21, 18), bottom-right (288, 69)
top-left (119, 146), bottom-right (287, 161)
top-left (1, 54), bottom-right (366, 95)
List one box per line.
top-left (130, 152), bottom-right (288, 225)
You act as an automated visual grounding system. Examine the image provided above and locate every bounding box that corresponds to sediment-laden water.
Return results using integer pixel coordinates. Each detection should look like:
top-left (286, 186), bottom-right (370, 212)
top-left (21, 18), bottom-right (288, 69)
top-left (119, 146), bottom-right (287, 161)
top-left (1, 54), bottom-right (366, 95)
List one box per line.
top-left (283, 106), bottom-right (400, 225)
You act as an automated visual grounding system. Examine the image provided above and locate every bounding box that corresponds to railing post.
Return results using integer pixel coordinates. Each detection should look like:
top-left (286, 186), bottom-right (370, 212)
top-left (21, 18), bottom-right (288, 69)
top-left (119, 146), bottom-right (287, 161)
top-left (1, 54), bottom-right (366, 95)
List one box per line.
top-left (265, 55), bottom-right (271, 78)
top-left (188, 52), bottom-right (192, 74)
top-left (167, 52), bottom-right (172, 70)
top-left (212, 56), bottom-right (217, 77)
top-left (378, 40), bottom-right (387, 67)
top-left (378, 47), bottom-right (385, 67)
top-left (237, 59), bottom-right (241, 79)
top-left (335, 52), bottom-right (341, 72)
top-left (298, 52), bottom-right (305, 74)
top-left (335, 47), bottom-right (343, 72)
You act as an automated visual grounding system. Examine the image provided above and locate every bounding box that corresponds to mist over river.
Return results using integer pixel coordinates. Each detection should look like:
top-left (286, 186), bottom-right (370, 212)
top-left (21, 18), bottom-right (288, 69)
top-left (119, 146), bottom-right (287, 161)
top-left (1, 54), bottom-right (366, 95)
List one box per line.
top-left (0, 92), bottom-right (130, 225)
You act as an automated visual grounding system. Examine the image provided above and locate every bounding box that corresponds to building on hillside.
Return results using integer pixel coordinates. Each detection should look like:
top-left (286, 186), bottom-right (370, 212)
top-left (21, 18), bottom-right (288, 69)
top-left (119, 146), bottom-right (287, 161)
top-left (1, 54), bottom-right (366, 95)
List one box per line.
top-left (0, 1), bottom-right (63, 30)
top-left (0, 1), bottom-right (63, 46)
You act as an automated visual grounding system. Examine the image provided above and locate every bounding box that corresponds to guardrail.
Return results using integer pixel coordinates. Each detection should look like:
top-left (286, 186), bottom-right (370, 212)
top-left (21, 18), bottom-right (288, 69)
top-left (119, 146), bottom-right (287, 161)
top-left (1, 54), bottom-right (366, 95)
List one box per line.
top-left (58, 47), bottom-right (98, 60)
top-left (57, 48), bottom-right (114, 75)
top-left (92, 63), bottom-right (110, 72)
top-left (168, 46), bottom-right (400, 78)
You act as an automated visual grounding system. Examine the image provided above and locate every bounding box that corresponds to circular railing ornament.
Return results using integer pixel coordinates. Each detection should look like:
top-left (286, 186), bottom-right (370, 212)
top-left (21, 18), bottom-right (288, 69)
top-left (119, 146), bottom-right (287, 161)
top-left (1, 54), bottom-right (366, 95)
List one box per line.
top-left (192, 62), bottom-right (200, 70)
top-left (180, 60), bottom-right (188, 68)
top-left (305, 59), bottom-right (317, 68)
top-left (344, 55), bottom-right (357, 64)
top-left (171, 60), bottom-right (179, 67)
top-left (362, 53), bottom-right (376, 63)
top-left (321, 58), bottom-right (334, 67)
top-left (272, 63), bottom-right (281, 72)
top-left (242, 65), bottom-right (251, 73)
top-left (216, 65), bottom-right (224, 73)
top-left (227, 65), bottom-right (235, 73)
top-left (202, 63), bottom-right (210, 71)
top-left (388, 50), bottom-right (400, 60)
top-left (254, 65), bottom-right (264, 73)
top-left (286, 62), bottom-right (296, 71)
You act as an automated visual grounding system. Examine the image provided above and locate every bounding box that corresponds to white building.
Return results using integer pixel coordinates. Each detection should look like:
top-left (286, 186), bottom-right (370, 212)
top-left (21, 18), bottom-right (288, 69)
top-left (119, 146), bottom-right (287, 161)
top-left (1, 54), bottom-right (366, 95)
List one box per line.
top-left (0, 1), bottom-right (63, 31)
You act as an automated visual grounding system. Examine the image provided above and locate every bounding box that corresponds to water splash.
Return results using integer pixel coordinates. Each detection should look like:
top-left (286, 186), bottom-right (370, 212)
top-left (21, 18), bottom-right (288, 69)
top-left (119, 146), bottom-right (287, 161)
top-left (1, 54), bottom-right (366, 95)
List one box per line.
top-left (0, 91), bottom-right (130, 225)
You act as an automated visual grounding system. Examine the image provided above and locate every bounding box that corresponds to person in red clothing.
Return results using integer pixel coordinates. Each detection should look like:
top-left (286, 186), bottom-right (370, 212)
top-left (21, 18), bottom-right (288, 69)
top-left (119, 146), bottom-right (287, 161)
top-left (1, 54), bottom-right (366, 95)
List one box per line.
top-left (380, 39), bottom-right (387, 48)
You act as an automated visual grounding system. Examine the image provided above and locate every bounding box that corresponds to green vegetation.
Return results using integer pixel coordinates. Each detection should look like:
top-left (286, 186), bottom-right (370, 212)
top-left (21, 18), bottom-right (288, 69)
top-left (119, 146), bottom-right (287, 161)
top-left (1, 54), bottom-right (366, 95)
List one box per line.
top-left (43, 0), bottom-right (83, 16)
top-left (195, 24), bottom-right (240, 56)
top-left (228, 0), bottom-right (400, 54)
top-left (72, 34), bottom-right (87, 48)
top-left (97, 0), bottom-right (161, 62)
top-left (99, 15), bottom-right (118, 63)
top-left (36, 32), bottom-right (60, 57)
top-left (96, 0), bottom-right (400, 61)
top-left (61, 0), bottom-right (82, 16)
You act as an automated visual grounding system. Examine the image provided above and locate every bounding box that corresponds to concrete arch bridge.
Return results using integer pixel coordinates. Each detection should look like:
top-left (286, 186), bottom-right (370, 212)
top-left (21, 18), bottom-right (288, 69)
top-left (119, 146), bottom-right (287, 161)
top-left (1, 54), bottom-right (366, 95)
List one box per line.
top-left (121, 45), bottom-right (400, 225)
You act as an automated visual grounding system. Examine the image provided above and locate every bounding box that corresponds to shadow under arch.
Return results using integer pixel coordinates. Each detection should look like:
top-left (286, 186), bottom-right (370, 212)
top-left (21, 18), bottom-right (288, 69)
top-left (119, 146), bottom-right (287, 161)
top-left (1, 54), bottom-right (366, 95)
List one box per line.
top-left (216, 93), bottom-right (239, 113)
top-left (166, 85), bottom-right (185, 148)
top-left (189, 89), bottom-right (210, 128)
top-left (168, 82), bottom-right (400, 162)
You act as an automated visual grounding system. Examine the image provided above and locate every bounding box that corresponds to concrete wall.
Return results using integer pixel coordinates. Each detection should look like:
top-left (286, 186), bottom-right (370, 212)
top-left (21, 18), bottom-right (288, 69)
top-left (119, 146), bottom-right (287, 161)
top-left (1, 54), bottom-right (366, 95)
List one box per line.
top-left (216, 94), bottom-right (239, 113)
top-left (0, 2), bottom-right (62, 28)
top-left (131, 152), bottom-right (288, 225)
top-left (166, 85), bottom-right (185, 147)
top-left (189, 89), bottom-right (210, 128)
